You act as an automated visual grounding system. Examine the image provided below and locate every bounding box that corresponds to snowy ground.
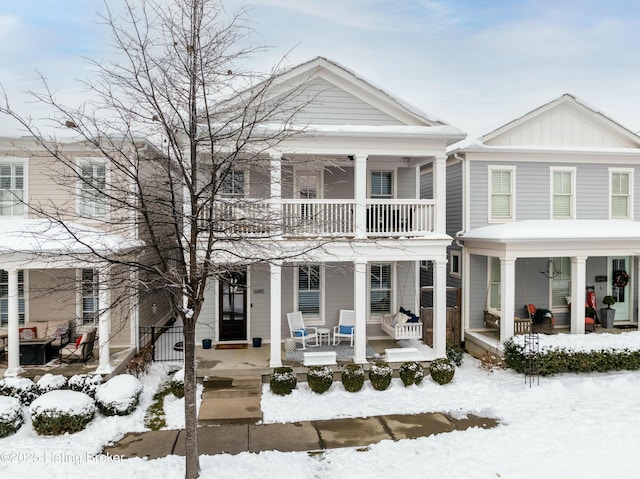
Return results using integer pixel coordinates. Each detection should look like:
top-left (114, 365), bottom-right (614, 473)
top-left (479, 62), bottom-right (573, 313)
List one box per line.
top-left (2, 333), bottom-right (640, 478)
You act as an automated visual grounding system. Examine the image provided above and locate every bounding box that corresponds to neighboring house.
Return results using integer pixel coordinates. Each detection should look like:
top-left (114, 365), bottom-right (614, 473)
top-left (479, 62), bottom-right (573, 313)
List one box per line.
top-left (449, 94), bottom-right (640, 357)
top-left (0, 136), bottom-right (166, 376)
top-left (194, 57), bottom-right (465, 365)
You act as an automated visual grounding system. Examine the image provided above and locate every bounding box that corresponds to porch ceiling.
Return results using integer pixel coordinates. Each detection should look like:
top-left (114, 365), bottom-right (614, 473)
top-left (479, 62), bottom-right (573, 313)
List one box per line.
top-left (458, 219), bottom-right (640, 258)
top-left (0, 218), bottom-right (144, 269)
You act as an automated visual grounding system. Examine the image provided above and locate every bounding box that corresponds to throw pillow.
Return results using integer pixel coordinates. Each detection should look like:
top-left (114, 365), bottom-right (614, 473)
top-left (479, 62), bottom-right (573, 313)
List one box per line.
top-left (19, 327), bottom-right (38, 340)
top-left (75, 335), bottom-right (84, 348)
top-left (293, 328), bottom-right (307, 337)
top-left (339, 325), bottom-right (354, 335)
top-left (395, 312), bottom-right (409, 324)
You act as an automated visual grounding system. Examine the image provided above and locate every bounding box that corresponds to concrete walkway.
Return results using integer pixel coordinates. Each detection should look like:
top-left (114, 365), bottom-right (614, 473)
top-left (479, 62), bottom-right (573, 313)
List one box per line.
top-left (104, 412), bottom-right (498, 459)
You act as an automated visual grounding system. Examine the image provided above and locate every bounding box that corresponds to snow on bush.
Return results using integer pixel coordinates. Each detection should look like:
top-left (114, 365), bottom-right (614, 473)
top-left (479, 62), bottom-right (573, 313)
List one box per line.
top-left (95, 374), bottom-right (143, 416)
top-left (36, 374), bottom-right (68, 394)
top-left (68, 373), bottom-right (103, 397)
top-left (0, 395), bottom-right (23, 438)
top-left (0, 377), bottom-right (38, 405)
top-left (30, 390), bottom-right (95, 435)
top-left (170, 368), bottom-right (184, 398)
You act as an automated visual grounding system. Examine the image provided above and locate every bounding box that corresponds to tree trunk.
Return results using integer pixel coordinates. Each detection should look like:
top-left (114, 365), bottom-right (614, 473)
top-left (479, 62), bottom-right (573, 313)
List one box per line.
top-left (183, 318), bottom-right (200, 479)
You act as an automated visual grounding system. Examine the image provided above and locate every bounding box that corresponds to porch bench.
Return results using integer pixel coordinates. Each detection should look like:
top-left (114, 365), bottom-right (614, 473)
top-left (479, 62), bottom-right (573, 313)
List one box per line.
top-left (21, 319), bottom-right (72, 350)
top-left (483, 311), bottom-right (531, 335)
top-left (303, 351), bottom-right (337, 366)
top-left (385, 347), bottom-right (419, 362)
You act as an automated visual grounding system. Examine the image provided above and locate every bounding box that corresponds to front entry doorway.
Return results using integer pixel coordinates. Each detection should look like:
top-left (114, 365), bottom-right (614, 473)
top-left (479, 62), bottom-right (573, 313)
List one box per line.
top-left (610, 257), bottom-right (630, 322)
top-left (218, 270), bottom-right (247, 341)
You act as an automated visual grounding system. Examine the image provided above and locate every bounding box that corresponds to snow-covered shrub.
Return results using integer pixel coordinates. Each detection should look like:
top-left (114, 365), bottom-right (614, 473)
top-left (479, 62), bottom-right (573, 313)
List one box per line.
top-left (0, 396), bottom-right (23, 438)
top-left (0, 377), bottom-right (38, 405)
top-left (341, 364), bottom-right (365, 393)
top-left (269, 367), bottom-right (297, 396)
top-left (37, 374), bottom-right (68, 394)
top-left (95, 374), bottom-right (143, 416)
top-left (68, 374), bottom-right (103, 398)
top-left (446, 345), bottom-right (465, 367)
top-left (369, 361), bottom-right (392, 391)
top-left (430, 358), bottom-right (455, 385)
top-left (306, 366), bottom-right (333, 394)
top-left (31, 390), bottom-right (95, 435)
top-left (399, 361), bottom-right (424, 387)
top-left (170, 369), bottom-right (184, 398)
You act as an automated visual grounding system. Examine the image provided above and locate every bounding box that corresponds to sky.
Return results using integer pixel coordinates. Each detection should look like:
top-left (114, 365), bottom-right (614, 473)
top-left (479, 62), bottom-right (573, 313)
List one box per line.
top-left (1, 0), bottom-right (640, 139)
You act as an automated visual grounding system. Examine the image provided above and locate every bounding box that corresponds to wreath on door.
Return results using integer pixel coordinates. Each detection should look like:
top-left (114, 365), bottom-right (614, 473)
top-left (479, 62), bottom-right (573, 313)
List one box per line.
top-left (613, 270), bottom-right (629, 288)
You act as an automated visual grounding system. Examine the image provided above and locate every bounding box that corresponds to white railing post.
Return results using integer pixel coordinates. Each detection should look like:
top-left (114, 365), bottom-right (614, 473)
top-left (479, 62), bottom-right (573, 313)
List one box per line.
top-left (354, 154), bottom-right (367, 239)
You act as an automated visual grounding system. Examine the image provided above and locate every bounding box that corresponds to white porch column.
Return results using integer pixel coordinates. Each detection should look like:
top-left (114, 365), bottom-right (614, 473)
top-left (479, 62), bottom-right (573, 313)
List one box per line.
top-left (269, 262), bottom-right (283, 368)
top-left (570, 256), bottom-right (587, 334)
top-left (96, 267), bottom-right (113, 374)
top-left (5, 269), bottom-right (23, 377)
top-left (270, 153), bottom-right (282, 237)
top-left (500, 258), bottom-right (516, 341)
top-left (433, 155), bottom-right (447, 234)
top-left (353, 260), bottom-right (367, 363)
top-left (354, 154), bottom-right (368, 239)
top-left (433, 257), bottom-right (447, 358)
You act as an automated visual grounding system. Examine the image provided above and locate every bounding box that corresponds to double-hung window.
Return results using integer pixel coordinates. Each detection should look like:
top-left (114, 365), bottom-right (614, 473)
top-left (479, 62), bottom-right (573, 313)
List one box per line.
top-left (221, 169), bottom-right (245, 198)
top-left (550, 257), bottom-right (571, 309)
top-left (610, 169), bottom-right (633, 219)
top-left (489, 257), bottom-right (501, 311)
top-left (370, 263), bottom-right (392, 316)
top-left (82, 269), bottom-right (99, 325)
top-left (0, 270), bottom-right (25, 326)
top-left (370, 171), bottom-right (393, 198)
top-left (79, 161), bottom-right (107, 217)
top-left (489, 166), bottom-right (515, 221)
top-left (0, 162), bottom-right (25, 216)
top-left (297, 265), bottom-right (322, 320)
top-left (551, 168), bottom-right (575, 219)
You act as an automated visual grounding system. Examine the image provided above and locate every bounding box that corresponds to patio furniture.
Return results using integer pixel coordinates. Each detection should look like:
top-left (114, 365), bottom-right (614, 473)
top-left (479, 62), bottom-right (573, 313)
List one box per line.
top-left (60, 328), bottom-right (97, 364)
top-left (333, 309), bottom-right (355, 346)
top-left (303, 351), bottom-right (337, 366)
top-left (380, 310), bottom-right (423, 340)
top-left (317, 328), bottom-right (331, 346)
top-left (385, 347), bottom-right (419, 362)
top-left (19, 338), bottom-right (54, 365)
top-left (528, 304), bottom-right (554, 334)
top-left (286, 312), bottom-right (319, 350)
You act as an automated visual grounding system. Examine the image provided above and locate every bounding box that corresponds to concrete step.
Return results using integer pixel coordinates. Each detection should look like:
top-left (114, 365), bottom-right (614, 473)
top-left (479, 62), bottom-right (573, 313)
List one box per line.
top-left (198, 396), bottom-right (263, 425)
top-left (203, 386), bottom-right (261, 399)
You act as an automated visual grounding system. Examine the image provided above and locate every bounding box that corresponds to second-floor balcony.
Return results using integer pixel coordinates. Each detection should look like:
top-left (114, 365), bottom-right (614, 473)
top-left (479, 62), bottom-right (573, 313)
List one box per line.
top-left (201, 198), bottom-right (437, 238)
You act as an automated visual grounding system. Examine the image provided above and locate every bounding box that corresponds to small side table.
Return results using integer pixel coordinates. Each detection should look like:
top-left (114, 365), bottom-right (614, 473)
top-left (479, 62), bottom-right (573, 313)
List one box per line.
top-left (317, 328), bottom-right (330, 346)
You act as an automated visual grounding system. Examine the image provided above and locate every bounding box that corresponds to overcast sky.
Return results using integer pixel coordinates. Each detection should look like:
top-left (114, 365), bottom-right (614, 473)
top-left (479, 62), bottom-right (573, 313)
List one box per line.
top-left (1, 0), bottom-right (639, 139)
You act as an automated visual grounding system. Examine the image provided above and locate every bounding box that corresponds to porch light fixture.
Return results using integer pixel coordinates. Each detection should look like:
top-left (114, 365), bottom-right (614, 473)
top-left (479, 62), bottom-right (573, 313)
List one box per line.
top-left (540, 259), bottom-right (560, 279)
top-left (347, 155), bottom-right (355, 161)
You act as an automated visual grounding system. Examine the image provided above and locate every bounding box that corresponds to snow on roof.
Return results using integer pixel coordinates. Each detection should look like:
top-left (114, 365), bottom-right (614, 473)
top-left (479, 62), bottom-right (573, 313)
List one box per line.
top-left (458, 220), bottom-right (640, 243)
top-left (0, 218), bottom-right (143, 256)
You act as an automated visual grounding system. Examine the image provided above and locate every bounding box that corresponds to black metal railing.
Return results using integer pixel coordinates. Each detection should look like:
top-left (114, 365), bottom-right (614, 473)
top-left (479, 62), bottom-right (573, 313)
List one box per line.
top-left (139, 324), bottom-right (184, 362)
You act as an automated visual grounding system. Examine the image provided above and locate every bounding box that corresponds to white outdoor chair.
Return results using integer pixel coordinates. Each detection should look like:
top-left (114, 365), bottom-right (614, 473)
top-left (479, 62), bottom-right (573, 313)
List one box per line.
top-left (286, 311), bottom-right (319, 350)
top-left (333, 309), bottom-right (355, 346)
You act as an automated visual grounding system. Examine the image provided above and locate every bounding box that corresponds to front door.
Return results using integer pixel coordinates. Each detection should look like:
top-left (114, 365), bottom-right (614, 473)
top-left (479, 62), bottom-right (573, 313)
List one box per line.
top-left (610, 257), bottom-right (630, 321)
top-left (218, 270), bottom-right (247, 341)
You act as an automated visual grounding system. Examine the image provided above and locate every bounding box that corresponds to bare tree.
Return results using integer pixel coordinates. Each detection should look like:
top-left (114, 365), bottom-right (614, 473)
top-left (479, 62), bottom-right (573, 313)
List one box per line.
top-left (1, 1), bottom-right (321, 477)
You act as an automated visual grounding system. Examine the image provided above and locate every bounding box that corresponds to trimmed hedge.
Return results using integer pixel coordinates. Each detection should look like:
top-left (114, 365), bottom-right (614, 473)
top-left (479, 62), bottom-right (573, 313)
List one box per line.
top-left (270, 367), bottom-right (297, 396)
top-left (170, 369), bottom-right (185, 398)
top-left (68, 374), bottom-right (103, 398)
top-left (31, 390), bottom-right (95, 435)
top-left (341, 364), bottom-right (365, 393)
top-left (0, 377), bottom-right (38, 405)
top-left (504, 338), bottom-right (640, 375)
top-left (95, 374), bottom-right (143, 416)
top-left (307, 366), bottom-right (333, 394)
top-left (399, 361), bottom-right (424, 387)
top-left (0, 396), bottom-right (23, 438)
top-left (369, 361), bottom-right (392, 391)
top-left (430, 358), bottom-right (455, 385)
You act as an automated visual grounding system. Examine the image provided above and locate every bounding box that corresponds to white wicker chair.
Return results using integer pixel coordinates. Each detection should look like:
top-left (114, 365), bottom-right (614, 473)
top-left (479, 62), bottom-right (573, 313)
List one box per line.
top-left (333, 309), bottom-right (355, 346)
top-left (286, 312), bottom-right (319, 350)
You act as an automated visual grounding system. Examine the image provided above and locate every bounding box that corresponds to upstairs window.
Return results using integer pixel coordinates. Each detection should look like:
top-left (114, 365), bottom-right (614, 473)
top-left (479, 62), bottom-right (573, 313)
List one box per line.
top-left (79, 161), bottom-right (107, 217)
top-left (0, 163), bottom-right (25, 216)
top-left (0, 270), bottom-right (25, 326)
top-left (551, 168), bottom-right (575, 219)
top-left (81, 269), bottom-right (99, 325)
top-left (297, 265), bottom-right (322, 320)
top-left (370, 171), bottom-right (393, 198)
top-left (611, 169), bottom-right (633, 219)
top-left (370, 263), bottom-right (392, 316)
top-left (489, 257), bottom-right (501, 311)
top-left (221, 169), bottom-right (245, 198)
top-left (489, 166), bottom-right (515, 221)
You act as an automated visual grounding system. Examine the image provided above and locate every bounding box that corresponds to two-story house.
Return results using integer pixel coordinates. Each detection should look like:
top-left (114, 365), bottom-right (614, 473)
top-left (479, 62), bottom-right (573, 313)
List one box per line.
top-left (193, 57), bottom-right (465, 366)
top-left (0, 136), bottom-right (165, 376)
top-left (448, 94), bottom-right (640, 357)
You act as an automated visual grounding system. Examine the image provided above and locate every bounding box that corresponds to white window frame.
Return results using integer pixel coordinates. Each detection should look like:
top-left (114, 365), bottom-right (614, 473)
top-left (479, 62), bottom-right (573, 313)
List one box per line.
top-left (449, 250), bottom-right (461, 278)
top-left (77, 158), bottom-right (108, 218)
top-left (221, 169), bottom-right (248, 198)
top-left (0, 158), bottom-right (27, 217)
top-left (80, 268), bottom-right (99, 325)
top-left (488, 257), bottom-right (501, 312)
top-left (609, 168), bottom-right (634, 220)
top-left (294, 264), bottom-right (324, 325)
top-left (369, 170), bottom-right (394, 199)
top-left (550, 167), bottom-right (576, 219)
top-left (549, 257), bottom-right (571, 311)
top-left (293, 168), bottom-right (324, 200)
top-left (0, 269), bottom-right (26, 326)
top-left (488, 165), bottom-right (516, 223)
top-left (368, 262), bottom-right (394, 320)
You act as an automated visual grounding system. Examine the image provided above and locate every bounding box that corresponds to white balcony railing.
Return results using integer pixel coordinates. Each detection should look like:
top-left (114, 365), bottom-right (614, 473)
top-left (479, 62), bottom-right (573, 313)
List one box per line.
top-left (200, 198), bottom-right (437, 238)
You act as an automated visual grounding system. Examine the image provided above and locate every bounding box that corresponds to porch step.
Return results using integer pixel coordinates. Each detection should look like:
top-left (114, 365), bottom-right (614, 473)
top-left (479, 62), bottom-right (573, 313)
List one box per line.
top-left (198, 375), bottom-right (264, 425)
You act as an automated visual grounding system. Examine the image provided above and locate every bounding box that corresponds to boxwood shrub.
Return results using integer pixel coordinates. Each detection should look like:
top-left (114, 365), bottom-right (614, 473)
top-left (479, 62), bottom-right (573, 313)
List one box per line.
top-left (37, 374), bottom-right (68, 394)
top-left (30, 390), bottom-right (95, 435)
top-left (399, 361), bottom-right (425, 387)
top-left (270, 367), bottom-right (297, 396)
top-left (369, 361), bottom-right (392, 391)
top-left (307, 366), bottom-right (333, 394)
top-left (341, 364), bottom-right (365, 393)
top-left (430, 358), bottom-right (455, 385)
top-left (504, 337), bottom-right (640, 376)
top-left (0, 396), bottom-right (23, 438)
top-left (170, 369), bottom-right (185, 398)
top-left (95, 374), bottom-right (143, 416)
top-left (68, 374), bottom-right (103, 398)
top-left (0, 377), bottom-right (38, 405)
